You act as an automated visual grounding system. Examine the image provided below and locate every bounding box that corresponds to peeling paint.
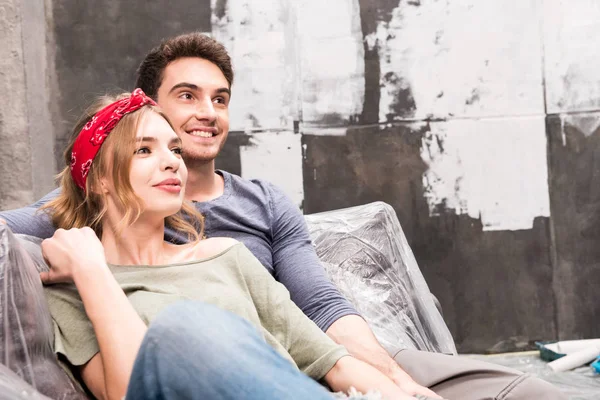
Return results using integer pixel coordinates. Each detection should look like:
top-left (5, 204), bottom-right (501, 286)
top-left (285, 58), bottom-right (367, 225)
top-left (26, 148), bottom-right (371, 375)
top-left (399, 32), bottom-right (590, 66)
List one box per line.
top-left (239, 131), bottom-right (304, 207)
top-left (544, 0), bottom-right (600, 113)
top-left (213, 0), bottom-right (227, 20)
top-left (368, 0), bottom-right (544, 121)
top-left (211, 0), bottom-right (298, 132)
top-left (421, 117), bottom-right (550, 231)
top-left (560, 113), bottom-right (600, 139)
top-left (294, 0), bottom-right (365, 125)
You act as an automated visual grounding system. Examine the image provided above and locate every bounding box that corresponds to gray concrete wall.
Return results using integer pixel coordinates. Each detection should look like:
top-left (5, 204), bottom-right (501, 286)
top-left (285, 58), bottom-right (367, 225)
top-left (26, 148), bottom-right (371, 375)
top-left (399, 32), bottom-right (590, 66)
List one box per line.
top-left (2, 0), bottom-right (600, 352)
top-left (0, 0), bottom-right (55, 208)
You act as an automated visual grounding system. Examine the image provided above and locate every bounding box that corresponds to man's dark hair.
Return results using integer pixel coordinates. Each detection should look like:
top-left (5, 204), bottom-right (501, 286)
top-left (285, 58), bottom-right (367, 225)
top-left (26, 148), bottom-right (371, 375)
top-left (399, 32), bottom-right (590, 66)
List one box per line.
top-left (135, 32), bottom-right (234, 99)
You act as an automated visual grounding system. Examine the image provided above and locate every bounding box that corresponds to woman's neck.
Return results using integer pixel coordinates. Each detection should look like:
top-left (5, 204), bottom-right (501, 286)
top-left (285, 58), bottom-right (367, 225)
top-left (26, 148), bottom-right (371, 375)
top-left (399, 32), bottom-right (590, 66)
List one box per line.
top-left (101, 215), bottom-right (169, 266)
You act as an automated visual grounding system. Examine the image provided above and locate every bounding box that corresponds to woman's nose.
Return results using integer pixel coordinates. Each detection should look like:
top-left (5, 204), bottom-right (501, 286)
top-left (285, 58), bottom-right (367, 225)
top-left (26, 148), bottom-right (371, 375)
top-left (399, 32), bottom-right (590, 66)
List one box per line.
top-left (162, 150), bottom-right (180, 171)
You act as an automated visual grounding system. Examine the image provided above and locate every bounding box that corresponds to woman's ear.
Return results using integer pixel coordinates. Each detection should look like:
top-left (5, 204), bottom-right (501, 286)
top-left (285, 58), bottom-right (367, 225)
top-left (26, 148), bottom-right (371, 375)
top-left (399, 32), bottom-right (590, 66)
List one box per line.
top-left (99, 177), bottom-right (111, 194)
top-left (88, 176), bottom-right (110, 195)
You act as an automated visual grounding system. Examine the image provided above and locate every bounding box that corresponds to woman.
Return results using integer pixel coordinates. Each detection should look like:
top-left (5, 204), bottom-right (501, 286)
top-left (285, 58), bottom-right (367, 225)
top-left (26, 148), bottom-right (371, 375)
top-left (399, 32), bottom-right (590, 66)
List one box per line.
top-left (40, 90), bottom-right (417, 400)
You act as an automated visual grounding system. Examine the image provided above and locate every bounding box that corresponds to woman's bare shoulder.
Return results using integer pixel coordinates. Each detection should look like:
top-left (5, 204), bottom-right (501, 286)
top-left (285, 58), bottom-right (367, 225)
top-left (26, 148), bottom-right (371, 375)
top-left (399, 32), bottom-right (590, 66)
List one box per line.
top-left (192, 237), bottom-right (239, 259)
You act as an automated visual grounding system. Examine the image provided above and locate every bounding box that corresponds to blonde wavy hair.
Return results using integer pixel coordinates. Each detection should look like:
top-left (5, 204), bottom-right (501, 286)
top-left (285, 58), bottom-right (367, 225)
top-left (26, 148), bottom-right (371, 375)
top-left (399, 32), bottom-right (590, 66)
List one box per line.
top-left (42, 92), bottom-right (204, 241)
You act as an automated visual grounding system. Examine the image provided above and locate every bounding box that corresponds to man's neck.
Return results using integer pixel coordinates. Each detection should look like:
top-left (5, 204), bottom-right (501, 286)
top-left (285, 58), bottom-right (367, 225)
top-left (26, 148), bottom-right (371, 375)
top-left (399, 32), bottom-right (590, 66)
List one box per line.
top-left (184, 159), bottom-right (225, 203)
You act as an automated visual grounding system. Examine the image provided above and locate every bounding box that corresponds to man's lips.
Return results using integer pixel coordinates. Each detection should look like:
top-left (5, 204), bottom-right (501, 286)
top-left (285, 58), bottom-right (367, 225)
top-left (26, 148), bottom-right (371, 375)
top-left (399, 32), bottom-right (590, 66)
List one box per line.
top-left (185, 126), bottom-right (218, 138)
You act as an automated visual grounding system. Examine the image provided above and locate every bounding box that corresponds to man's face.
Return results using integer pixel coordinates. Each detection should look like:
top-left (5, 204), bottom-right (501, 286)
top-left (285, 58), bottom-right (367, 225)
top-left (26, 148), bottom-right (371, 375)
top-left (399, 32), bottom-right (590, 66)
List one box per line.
top-left (156, 57), bottom-right (231, 165)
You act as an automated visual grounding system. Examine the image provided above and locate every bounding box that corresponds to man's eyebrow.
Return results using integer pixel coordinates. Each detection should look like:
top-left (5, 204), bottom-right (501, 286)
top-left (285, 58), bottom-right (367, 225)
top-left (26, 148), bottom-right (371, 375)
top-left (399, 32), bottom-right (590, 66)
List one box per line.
top-left (168, 82), bottom-right (231, 98)
top-left (216, 88), bottom-right (231, 97)
top-left (168, 82), bottom-right (199, 94)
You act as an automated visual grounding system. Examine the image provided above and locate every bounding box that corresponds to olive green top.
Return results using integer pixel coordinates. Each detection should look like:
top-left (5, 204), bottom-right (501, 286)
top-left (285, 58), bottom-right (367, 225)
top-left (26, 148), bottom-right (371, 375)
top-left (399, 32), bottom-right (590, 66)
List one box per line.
top-left (44, 243), bottom-right (348, 380)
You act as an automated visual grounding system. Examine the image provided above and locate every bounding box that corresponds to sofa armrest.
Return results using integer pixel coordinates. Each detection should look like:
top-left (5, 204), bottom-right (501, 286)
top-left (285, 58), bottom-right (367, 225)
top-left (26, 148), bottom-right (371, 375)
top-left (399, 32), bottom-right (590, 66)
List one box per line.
top-left (305, 202), bottom-right (456, 356)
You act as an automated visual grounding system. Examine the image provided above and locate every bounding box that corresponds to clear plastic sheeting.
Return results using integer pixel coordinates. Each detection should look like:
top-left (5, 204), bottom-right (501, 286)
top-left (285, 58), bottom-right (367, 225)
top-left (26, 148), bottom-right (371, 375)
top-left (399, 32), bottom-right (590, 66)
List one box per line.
top-left (305, 201), bottom-right (457, 356)
top-left (0, 363), bottom-right (52, 400)
top-left (0, 225), bottom-right (86, 399)
top-left (464, 352), bottom-right (600, 400)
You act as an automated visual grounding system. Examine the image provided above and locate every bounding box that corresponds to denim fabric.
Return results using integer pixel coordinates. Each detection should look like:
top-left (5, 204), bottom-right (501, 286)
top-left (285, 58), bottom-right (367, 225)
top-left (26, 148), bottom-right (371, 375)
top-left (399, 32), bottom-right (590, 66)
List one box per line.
top-left (126, 301), bottom-right (334, 400)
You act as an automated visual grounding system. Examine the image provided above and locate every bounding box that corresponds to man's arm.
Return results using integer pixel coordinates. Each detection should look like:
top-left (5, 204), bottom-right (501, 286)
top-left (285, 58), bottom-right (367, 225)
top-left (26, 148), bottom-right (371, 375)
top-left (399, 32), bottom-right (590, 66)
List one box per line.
top-left (327, 315), bottom-right (441, 398)
top-left (267, 185), bottom-right (440, 399)
top-left (0, 188), bottom-right (59, 238)
top-left (267, 184), bottom-right (359, 331)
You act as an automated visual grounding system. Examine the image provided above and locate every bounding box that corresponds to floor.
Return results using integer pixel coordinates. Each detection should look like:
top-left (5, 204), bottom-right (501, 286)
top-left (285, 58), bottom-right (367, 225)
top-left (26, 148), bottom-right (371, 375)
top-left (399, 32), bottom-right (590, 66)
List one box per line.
top-left (463, 352), bottom-right (600, 400)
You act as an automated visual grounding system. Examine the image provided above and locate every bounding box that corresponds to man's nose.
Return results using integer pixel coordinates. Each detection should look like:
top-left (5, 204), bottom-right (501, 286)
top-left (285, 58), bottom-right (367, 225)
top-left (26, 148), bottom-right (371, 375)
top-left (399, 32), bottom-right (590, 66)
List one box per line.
top-left (194, 97), bottom-right (217, 122)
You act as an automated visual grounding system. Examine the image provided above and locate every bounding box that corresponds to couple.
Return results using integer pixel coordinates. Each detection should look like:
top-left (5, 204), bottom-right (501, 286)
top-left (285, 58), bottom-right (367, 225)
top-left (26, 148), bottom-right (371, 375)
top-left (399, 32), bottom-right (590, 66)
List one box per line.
top-left (0, 33), bottom-right (565, 400)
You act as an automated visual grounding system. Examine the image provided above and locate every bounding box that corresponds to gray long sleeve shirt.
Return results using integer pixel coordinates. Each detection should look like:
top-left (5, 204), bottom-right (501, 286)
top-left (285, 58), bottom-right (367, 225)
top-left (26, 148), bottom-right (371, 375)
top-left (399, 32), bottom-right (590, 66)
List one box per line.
top-left (0, 170), bottom-right (358, 331)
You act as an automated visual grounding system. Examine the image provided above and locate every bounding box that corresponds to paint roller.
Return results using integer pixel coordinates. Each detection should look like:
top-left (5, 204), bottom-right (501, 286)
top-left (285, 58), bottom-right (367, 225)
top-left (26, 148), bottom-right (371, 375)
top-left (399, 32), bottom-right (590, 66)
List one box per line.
top-left (547, 344), bottom-right (600, 372)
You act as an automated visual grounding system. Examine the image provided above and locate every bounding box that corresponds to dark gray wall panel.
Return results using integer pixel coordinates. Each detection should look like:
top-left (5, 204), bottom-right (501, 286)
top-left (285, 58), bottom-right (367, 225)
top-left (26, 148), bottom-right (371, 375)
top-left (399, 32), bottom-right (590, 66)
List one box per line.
top-left (547, 114), bottom-right (600, 341)
top-left (51, 0), bottom-right (212, 166)
top-left (302, 124), bottom-right (556, 353)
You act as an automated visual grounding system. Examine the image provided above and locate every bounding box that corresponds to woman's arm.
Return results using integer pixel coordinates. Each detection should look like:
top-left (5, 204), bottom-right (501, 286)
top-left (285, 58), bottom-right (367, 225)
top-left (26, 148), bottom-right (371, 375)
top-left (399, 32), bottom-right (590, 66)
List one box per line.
top-left (237, 245), bottom-right (415, 399)
top-left (42, 227), bottom-right (147, 400)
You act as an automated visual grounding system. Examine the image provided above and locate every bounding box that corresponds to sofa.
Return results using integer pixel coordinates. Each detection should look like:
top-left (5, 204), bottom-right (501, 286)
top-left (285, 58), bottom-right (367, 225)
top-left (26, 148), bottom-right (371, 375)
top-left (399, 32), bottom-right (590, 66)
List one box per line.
top-left (0, 202), bottom-right (454, 399)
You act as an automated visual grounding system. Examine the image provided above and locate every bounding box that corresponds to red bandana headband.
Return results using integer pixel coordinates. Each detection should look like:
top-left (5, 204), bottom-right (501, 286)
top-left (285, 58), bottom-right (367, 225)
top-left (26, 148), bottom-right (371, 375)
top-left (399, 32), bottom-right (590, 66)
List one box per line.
top-left (70, 88), bottom-right (157, 191)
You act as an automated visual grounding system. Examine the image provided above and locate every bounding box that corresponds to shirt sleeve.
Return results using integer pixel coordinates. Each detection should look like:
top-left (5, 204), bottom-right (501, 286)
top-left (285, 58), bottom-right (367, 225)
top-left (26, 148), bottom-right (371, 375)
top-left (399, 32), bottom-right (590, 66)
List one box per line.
top-left (266, 183), bottom-right (359, 331)
top-left (236, 244), bottom-right (350, 380)
top-left (0, 188), bottom-right (59, 238)
top-left (44, 283), bottom-right (99, 367)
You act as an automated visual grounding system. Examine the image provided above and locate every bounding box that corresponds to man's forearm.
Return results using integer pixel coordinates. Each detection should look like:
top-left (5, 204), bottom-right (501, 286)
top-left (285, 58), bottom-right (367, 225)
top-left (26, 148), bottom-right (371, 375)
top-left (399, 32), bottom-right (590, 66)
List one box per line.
top-left (325, 315), bottom-right (442, 399)
top-left (326, 315), bottom-right (408, 379)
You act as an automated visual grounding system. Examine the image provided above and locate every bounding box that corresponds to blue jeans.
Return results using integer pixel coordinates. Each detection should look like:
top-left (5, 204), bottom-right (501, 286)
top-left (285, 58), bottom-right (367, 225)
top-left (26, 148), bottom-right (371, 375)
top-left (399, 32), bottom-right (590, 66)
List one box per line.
top-left (125, 301), bottom-right (334, 400)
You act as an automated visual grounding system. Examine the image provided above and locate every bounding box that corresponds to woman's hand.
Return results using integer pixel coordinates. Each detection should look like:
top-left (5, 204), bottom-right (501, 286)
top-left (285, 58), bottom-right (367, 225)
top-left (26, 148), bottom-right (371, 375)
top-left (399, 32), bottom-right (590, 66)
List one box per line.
top-left (41, 227), bottom-right (107, 284)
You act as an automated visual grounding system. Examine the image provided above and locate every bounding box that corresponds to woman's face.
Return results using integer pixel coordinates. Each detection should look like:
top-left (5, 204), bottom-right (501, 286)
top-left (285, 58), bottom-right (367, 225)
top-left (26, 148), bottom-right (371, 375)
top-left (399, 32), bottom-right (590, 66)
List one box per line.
top-left (128, 112), bottom-right (188, 217)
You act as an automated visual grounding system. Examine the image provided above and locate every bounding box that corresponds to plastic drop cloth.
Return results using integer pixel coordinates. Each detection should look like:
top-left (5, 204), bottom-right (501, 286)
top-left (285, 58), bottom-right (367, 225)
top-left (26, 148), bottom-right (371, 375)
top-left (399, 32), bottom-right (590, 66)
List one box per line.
top-left (0, 224), bottom-right (86, 399)
top-left (464, 352), bottom-right (600, 400)
top-left (305, 202), bottom-right (456, 356)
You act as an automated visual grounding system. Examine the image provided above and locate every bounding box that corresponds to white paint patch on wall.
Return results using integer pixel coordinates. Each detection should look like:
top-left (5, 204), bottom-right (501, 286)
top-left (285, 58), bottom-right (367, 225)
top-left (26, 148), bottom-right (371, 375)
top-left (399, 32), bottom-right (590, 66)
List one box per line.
top-left (368, 0), bottom-right (544, 121)
top-left (293, 0), bottom-right (365, 125)
top-left (211, 0), bottom-right (298, 132)
top-left (239, 131), bottom-right (305, 208)
top-left (544, 0), bottom-right (600, 113)
top-left (421, 117), bottom-right (550, 231)
top-left (560, 113), bottom-right (600, 140)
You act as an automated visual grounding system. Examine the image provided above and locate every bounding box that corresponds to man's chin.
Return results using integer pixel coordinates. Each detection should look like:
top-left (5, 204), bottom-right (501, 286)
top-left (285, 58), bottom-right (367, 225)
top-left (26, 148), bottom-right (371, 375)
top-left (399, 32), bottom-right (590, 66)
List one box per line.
top-left (182, 152), bottom-right (219, 165)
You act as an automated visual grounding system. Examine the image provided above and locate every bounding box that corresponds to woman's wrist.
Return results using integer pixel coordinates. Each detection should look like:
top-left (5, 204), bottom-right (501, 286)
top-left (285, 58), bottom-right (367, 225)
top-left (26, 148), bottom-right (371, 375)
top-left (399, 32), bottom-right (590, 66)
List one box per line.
top-left (73, 260), bottom-right (110, 287)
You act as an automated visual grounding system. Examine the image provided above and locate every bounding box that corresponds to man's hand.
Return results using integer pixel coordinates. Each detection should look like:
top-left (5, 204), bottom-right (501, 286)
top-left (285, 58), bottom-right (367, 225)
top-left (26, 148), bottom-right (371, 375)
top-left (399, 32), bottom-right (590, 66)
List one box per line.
top-left (41, 227), bottom-right (107, 284)
top-left (0, 218), bottom-right (6, 225)
top-left (327, 315), bottom-right (443, 399)
top-left (391, 372), bottom-right (442, 399)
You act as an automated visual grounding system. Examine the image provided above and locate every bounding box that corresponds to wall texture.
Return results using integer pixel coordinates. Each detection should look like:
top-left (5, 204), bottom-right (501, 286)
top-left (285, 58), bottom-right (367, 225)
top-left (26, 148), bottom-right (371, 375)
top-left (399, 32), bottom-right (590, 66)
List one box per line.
top-left (0, 0), bottom-right (54, 209)
top-left (1, 0), bottom-right (599, 353)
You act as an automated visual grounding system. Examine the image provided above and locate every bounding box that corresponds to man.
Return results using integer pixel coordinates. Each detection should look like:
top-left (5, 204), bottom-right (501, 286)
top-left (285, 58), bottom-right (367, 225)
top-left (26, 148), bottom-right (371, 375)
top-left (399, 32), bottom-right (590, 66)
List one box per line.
top-left (0, 32), bottom-right (565, 400)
